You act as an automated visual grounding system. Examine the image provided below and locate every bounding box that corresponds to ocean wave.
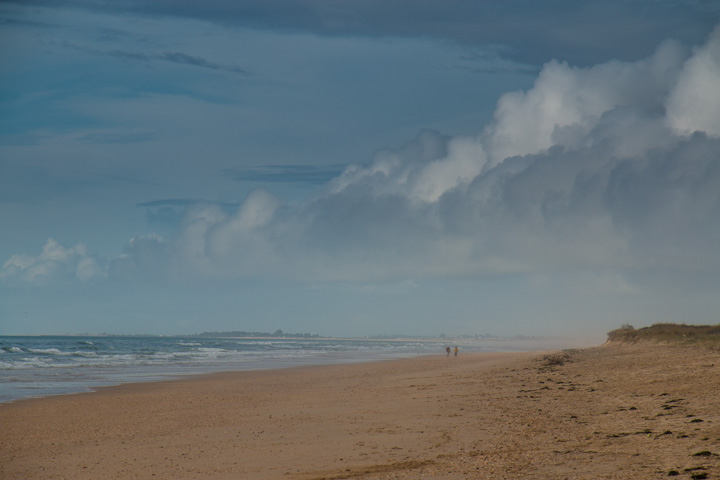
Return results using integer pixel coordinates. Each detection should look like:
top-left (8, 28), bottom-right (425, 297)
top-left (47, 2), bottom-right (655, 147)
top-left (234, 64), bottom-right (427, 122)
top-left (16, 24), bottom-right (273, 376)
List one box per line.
top-left (1, 346), bottom-right (24, 353)
top-left (24, 348), bottom-right (98, 357)
top-left (195, 347), bottom-right (228, 353)
top-left (2, 357), bottom-right (55, 369)
top-left (27, 348), bottom-right (65, 355)
top-left (72, 351), bottom-right (99, 357)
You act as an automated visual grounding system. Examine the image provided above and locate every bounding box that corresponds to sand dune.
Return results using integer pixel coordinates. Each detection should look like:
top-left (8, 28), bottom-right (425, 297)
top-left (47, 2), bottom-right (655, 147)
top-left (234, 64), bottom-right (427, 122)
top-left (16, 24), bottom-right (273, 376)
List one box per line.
top-left (2, 343), bottom-right (719, 479)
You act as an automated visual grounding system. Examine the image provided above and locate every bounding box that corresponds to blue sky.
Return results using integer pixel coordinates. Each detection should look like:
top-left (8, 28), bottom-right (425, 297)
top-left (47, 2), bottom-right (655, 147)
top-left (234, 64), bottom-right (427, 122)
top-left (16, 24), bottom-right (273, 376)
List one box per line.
top-left (1, 1), bottom-right (719, 338)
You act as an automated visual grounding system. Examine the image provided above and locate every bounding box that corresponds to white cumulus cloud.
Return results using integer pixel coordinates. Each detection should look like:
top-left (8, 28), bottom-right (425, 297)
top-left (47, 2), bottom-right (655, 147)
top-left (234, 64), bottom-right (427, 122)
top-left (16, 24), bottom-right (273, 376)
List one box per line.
top-left (114, 25), bottom-right (720, 284)
top-left (7, 25), bottom-right (720, 288)
top-left (1, 238), bottom-right (104, 284)
top-left (666, 26), bottom-right (720, 136)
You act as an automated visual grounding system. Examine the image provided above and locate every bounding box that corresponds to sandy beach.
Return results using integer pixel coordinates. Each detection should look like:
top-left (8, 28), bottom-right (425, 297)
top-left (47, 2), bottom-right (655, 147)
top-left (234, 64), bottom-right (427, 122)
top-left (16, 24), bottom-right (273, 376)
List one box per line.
top-left (2, 343), bottom-right (719, 479)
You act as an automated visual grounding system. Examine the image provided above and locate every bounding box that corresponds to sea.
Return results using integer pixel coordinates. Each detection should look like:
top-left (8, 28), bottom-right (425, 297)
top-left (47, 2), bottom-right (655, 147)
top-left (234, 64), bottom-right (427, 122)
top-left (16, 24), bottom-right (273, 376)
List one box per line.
top-left (0, 334), bottom-right (592, 404)
top-left (0, 335), bottom-right (458, 404)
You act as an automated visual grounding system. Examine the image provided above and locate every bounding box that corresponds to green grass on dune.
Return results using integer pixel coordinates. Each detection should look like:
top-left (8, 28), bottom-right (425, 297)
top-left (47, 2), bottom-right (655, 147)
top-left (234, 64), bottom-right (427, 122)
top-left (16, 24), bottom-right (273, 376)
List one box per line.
top-left (607, 323), bottom-right (720, 349)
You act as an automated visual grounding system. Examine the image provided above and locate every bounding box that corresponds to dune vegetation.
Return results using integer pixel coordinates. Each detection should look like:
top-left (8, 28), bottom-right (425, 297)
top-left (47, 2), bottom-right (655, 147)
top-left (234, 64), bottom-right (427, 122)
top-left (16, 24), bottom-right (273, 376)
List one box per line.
top-left (607, 323), bottom-right (720, 349)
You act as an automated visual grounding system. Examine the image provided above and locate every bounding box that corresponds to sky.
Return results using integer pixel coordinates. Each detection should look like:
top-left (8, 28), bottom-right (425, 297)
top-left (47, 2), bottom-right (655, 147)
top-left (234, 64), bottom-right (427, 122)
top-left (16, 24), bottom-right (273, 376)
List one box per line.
top-left (1, 1), bottom-right (719, 338)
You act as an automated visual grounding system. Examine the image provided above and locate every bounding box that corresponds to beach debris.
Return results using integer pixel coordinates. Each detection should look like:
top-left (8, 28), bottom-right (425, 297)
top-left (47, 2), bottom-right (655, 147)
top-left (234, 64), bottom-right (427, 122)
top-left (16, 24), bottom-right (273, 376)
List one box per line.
top-left (538, 350), bottom-right (577, 367)
top-left (691, 450), bottom-right (714, 457)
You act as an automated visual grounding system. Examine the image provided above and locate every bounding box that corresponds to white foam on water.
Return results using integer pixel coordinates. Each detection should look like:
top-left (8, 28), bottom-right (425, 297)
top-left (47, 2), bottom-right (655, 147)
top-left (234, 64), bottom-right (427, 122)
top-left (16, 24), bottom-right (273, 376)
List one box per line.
top-left (27, 348), bottom-right (66, 355)
top-left (2, 346), bottom-right (24, 353)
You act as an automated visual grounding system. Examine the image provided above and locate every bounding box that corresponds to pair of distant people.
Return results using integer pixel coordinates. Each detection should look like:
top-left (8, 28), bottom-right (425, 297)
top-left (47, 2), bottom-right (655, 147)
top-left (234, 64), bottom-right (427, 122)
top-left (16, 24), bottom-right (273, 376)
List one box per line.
top-left (445, 346), bottom-right (458, 358)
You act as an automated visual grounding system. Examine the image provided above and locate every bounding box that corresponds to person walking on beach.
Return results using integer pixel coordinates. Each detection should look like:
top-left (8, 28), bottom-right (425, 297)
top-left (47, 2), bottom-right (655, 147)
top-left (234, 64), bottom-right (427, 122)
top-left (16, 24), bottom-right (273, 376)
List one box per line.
top-left (446, 346), bottom-right (451, 357)
top-left (454, 346), bottom-right (459, 357)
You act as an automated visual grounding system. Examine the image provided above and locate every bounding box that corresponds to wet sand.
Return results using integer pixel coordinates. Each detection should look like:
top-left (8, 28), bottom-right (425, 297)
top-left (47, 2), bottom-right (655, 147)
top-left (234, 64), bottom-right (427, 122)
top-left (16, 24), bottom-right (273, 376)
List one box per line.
top-left (2, 343), bottom-right (719, 479)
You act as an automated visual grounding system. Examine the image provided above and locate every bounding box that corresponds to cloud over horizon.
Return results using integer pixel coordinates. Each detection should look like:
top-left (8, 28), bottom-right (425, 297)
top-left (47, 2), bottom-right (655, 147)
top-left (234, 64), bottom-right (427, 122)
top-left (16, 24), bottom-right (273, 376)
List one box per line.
top-left (1, 238), bottom-right (104, 284)
top-left (7, 26), bottom-right (718, 295)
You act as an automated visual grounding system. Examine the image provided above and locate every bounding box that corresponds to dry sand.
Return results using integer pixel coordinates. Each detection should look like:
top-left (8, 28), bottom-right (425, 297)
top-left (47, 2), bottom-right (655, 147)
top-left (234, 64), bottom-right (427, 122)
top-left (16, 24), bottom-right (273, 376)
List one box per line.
top-left (2, 343), bottom-right (719, 479)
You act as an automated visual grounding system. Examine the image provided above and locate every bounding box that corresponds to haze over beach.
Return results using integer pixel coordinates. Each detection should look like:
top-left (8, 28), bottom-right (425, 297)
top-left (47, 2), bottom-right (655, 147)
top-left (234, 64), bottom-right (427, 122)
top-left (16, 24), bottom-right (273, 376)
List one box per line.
top-left (1, 1), bottom-right (720, 339)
